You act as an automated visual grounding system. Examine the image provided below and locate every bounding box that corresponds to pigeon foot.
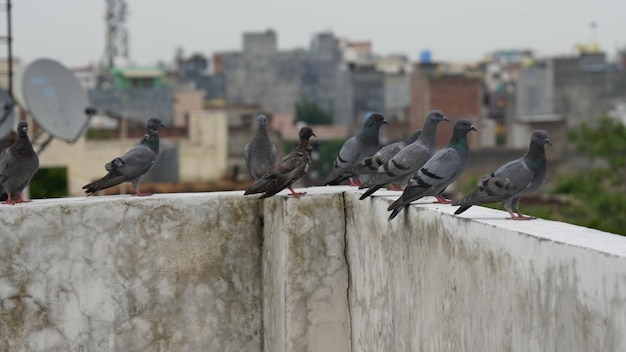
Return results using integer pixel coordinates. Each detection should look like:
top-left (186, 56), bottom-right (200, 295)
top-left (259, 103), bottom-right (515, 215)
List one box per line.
top-left (133, 189), bottom-right (153, 197)
top-left (288, 186), bottom-right (306, 198)
top-left (507, 211), bottom-right (536, 220)
top-left (434, 194), bottom-right (453, 204)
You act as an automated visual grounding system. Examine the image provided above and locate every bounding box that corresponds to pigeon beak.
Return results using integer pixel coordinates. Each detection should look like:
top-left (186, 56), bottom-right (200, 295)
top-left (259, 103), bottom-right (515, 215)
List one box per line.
top-left (545, 138), bottom-right (552, 146)
top-left (443, 116), bottom-right (450, 122)
top-left (471, 126), bottom-right (478, 132)
top-left (160, 123), bottom-right (165, 128)
top-left (382, 120), bottom-right (389, 125)
top-left (312, 132), bottom-right (317, 137)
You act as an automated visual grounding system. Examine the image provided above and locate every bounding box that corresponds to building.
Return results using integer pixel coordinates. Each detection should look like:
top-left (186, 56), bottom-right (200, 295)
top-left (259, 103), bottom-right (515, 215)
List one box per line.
top-left (221, 30), bottom-right (302, 114)
top-left (410, 62), bottom-right (483, 149)
top-left (89, 65), bottom-right (175, 126)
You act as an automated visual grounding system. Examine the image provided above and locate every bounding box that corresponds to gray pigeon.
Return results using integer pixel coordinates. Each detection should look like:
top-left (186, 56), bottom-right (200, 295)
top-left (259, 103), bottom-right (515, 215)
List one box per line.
top-left (349, 129), bottom-right (422, 177)
top-left (359, 110), bottom-right (449, 200)
top-left (453, 130), bottom-right (551, 220)
top-left (245, 114), bottom-right (277, 181)
top-left (244, 126), bottom-right (316, 198)
top-left (0, 121), bottom-right (39, 204)
top-left (83, 117), bottom-right (165, 196)
top-left (324, 113), bottom-right (387, 186)
top-left (387, 118), bottom-right (477, 221)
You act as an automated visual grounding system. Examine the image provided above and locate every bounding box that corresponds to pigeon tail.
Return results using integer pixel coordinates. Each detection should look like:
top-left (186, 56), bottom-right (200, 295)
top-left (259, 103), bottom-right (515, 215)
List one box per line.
top-left (359, 184), bottom-right (383, 200)
top-left (82, 173), bottom-right (127, 196)
top-left (387, 205), bottom-right (407, 221)
top-left (454, 204), bottom-right (473, 215)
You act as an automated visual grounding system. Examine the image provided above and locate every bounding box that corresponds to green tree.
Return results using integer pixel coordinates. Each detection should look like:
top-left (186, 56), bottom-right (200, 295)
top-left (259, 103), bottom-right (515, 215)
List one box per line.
top-left (295, 100), bottom-right (333, 125)
top-left (552, 117), bottom-right (626, 235)
top-left (30, 167), bottom-right (69, 199)
top-left (316, 139), bottom-right (344, 179)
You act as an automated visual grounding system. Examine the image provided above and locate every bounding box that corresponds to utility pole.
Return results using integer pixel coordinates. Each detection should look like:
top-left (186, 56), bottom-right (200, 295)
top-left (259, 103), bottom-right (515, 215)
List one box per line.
top-left (99, 0), bottom-right (129, 87)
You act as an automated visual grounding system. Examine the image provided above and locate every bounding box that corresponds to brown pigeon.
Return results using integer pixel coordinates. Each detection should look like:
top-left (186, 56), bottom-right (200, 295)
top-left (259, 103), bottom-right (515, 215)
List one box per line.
top-left (244, 126), bottom-right (316, 198)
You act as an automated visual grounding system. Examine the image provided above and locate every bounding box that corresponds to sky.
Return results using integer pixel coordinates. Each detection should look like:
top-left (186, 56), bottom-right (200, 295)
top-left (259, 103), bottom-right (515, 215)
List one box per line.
top-left (10, 0), bottom-right (626, 68)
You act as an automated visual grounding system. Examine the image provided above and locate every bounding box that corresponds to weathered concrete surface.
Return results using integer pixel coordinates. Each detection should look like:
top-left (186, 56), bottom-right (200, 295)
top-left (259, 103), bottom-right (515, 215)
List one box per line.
top-left (2, 187), bottom-right (626, 352)
top-left (346, 190), bottom-right (626, 352)
top-left (0, 193), bottom-right (263, 352)
top-left (263, 188), bottom-right (351, 352)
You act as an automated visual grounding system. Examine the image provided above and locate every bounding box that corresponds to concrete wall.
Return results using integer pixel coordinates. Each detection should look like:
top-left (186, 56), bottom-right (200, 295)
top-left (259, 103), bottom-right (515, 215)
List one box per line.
top-left (345, 190), bottom-right (626, 351)
top-left (2, 187), bottom-right (626, 351)
top-left (0, 193), bottom-right (262, 351)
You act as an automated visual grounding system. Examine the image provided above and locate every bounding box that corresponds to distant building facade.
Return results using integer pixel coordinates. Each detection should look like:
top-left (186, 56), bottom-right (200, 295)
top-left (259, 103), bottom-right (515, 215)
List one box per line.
top-left (411, 62), bottom-right (483, 149)
top-left (212, 30), bottom-right (412, 130)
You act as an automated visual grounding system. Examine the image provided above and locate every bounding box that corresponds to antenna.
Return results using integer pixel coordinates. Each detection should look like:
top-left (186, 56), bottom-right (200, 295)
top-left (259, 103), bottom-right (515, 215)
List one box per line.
top-left (0, 0), bottom-right (15, 136)
top-left (0, 88), bottom-right (15, 139)
top-left (99, 0), bottom-right (129, 86)
top-left (21, 59), bottom-right (95, 150)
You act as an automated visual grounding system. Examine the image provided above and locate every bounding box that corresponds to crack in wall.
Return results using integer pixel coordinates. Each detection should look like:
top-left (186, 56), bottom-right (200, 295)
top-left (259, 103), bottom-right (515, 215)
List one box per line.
top-left (341, 191), bottom-right (354, 352)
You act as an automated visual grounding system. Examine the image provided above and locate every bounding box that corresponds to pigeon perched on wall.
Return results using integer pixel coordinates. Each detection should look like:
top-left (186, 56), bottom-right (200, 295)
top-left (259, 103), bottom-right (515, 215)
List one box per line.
top-left (387, 118), bottom-right (477, 221)
top-left (0, 121), bottom-right (39, 204)
top-left (358, 110), bottom-right (448, 200)
top-left (82, 117), bottom-right (165, 196)
top-left (245, 114), bottom-right (277, 181)
top-left (244, 126), bottom-right (316, 198)
top-left (324, 113), bottom-right (387, 186)
top-left (349, 129), bottom-right (422, 178)
top-left (453, 130), bottom-right (551, 220)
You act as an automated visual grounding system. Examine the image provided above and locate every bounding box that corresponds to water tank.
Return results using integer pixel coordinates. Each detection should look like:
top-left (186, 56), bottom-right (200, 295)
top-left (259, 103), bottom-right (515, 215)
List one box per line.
top-left (420, 49), bottom-right (432, 63)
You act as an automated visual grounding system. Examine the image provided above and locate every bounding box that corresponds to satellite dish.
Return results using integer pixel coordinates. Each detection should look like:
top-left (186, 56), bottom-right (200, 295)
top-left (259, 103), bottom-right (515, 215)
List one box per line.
top-left (22, 58), bottom-right (93, 142)
top-left (12, 62), bottom-right (27, 110)
top-left (0, 88), bottom-right (16, 139)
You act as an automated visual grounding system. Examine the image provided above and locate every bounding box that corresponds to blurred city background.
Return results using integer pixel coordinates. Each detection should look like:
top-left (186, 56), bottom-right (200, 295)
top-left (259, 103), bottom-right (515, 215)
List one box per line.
top-left (1, 1), bottom-right (625, 234)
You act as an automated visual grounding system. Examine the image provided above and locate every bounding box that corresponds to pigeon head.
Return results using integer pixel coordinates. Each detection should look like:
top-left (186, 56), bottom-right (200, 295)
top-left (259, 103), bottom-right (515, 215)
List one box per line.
top-left (257, 114), bottom-right (268, 125)
top-left (147, 117), bottom-right (165, 133)
top-left (453, 118), bottom-right (478, 134)
top-left (531, 130), bottom-right (551, 146)
top-left (426, 110), bottom-right (449, 123)
top-left (299, 126), bottom-right (316, 140)
top-left (17, 121), bottom-right (29, 135)
top-left (363, 113), bottom-right (388, 129)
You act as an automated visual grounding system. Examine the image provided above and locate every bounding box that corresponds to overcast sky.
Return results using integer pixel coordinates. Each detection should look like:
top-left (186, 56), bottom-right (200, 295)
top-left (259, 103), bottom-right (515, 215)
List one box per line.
top-left (10, 0), bottom-right (626, 68)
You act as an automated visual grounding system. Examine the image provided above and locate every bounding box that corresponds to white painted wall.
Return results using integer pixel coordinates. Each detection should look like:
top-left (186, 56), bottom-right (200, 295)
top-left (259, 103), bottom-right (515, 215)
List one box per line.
top-left (1, 188), bottom-right (625, 351)
top-left (38, 110), bottom-right (228, 195)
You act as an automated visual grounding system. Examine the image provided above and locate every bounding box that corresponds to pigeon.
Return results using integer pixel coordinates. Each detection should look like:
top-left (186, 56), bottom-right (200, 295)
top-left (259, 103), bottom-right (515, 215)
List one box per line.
top-left (324, 113), bottom-right (387, 186)
top-left (349, 129), bottom-right (422, 177)
top-left (387, 118), bottom-right (477, 221)
top-left (244, 126), bottom-right (316, 198)
top-left (453, 130), bottom-right (551, 220)
top-left (0, 121), bottom-right (39, 204)
top-left (358, 110), bottom-right (449, 200)
top-left (245, 114), bottom-right (277, 181)
top-left (82, 117), bottom-right (165, 196)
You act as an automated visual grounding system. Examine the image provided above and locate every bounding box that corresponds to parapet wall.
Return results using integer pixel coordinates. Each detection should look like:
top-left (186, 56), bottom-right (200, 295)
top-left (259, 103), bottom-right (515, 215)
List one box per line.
top-left (1, 187), bottom-right (625, 351)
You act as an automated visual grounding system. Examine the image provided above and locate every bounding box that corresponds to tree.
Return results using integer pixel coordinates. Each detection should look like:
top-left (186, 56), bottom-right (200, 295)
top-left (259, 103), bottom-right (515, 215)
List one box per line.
top-left (552, 117), bottom-right (626, 235)
top-left (295, 100), bottom-right (333, 125)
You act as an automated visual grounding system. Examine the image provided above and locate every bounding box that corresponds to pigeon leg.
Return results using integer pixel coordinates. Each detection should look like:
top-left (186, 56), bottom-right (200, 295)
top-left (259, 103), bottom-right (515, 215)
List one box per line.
top-left (2, 194), bottom-right (15, 205)
top-left (348, 176), bottom-right (364, 187)
top-left (388, 183), bottom-right (404, 191)
top-left (15, 194), bottom-right (31, 203)
top-left (288, 186), bottom-right (306, 198)
top-left (434, 194), bottom-right (453, 204)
